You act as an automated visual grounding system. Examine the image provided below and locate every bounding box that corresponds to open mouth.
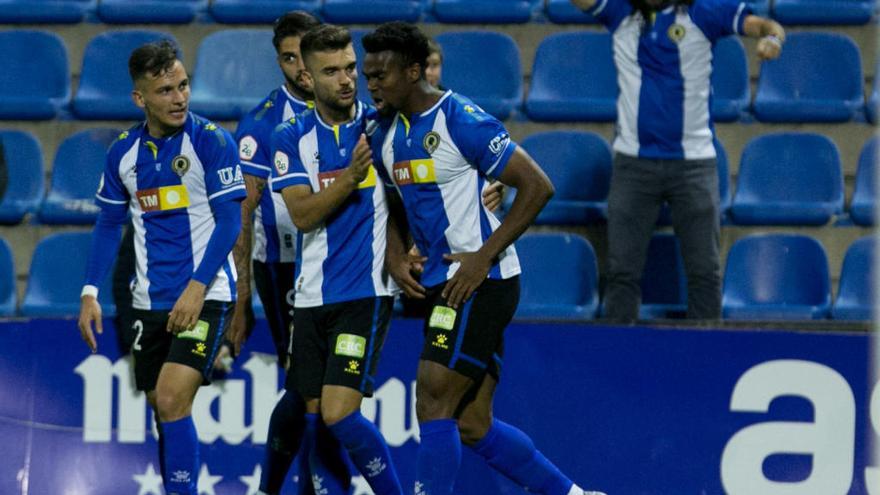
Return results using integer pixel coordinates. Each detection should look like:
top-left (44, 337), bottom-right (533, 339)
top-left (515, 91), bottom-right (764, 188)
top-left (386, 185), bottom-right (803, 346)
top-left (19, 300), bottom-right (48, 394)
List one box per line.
top-left (373, 97), bottom-right (385, 110)
top-left (339, 89), bottom-right (355, 100)
top-left (169, 108), bottom-right (187, 119)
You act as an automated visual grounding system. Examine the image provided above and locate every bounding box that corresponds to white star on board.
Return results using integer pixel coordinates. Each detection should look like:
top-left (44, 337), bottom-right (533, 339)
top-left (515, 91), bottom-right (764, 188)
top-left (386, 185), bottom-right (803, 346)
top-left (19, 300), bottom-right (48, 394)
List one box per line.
top-left (197, 463), bottom-right (223, 495)
top-left (133, 463), bottom-right (163, 495)
top-left (351, 475), bottom-right (375, 495)
top-left (239, 464), bottom-right (262, 495)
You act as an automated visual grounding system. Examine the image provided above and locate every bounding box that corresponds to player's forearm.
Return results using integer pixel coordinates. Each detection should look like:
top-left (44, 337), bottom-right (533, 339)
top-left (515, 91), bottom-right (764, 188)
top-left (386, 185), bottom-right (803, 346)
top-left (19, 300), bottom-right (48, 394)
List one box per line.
top-left (283, 175), bottom-right (358, 232)
top-left (233, 175), bottom-right (265, 300)
top-left (83, 206), bottom-right (127, 292)
top-left (743, 15), bottom-right (785, 41)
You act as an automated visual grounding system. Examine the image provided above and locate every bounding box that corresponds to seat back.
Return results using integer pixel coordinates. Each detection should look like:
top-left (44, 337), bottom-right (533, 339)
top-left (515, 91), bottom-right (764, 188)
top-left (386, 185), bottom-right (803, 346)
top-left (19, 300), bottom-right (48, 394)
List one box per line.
top-left (850, 136), bottom-right (878, 226)
top-left (521, 131), bottom-right (611, 202)
top-left (0, 130), bottom-right (44, 224)
top-left (0, 30), bottom-right (69, 119)
top-left (710, 36), bottom-right (748, 122)
top-left (0, 236), bottom-right (15, 315)
top-left (832, 236), bottom-right (875, 320)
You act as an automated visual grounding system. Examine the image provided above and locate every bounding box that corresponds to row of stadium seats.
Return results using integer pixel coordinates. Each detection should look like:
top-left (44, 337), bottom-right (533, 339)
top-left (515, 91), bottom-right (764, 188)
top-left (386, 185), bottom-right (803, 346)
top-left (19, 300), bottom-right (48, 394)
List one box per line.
top-left (1, 29), bottom-right (875, 123)
top-left (3, 126), bottom-right (873, 227)
top-left (2, 231), bottom-right (872, 321)
top-left (0, 0), bottom-right (874, 25)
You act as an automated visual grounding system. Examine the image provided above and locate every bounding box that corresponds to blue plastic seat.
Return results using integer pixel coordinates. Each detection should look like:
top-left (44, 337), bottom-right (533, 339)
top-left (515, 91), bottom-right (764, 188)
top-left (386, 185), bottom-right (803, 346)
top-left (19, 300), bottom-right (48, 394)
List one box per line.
top-left (545, 0), bottom-right (598, 23)
top-left (0, 130), bottom-right (44, 225)
top-left (433, 0), bottom-right (535, 23)
top-left (39, 129), bottom-right (120, 225)
top-left (525, 32), bottom-right (616, 122)
top-left (21, 232), bottom-right (116, 317)
top-left (0, 237), bottom-right (15, 316)
top-left (0, 0), bottom-right (91, 23)
top-left (850, 137), bottom-right (878, 227)
top-left (655, 137), bottom-right (732, 225)
top-left (322, 0), bottom-right (423, 23)
top-left (722, 234), bottom-right (831, 320)
top-left (753, 32), bottom-right (863, 123)
top-left (773, 0), bottom-right (874, 25)
top-left (832, 236), bottom-right (875, 320)
top-left (97, 0), bottom-right (205, 24)
top-left (435, 31), bottom-right (522, 120)
top-left (73, 30), bottom-right (177, 121)
top-left (506, 131), bottom-right (611, 225)
top-left (867, 59), bottom-right (879, 125)
top-left (0, 30), bottom-right (70, 120)
top-left (515, 233), bottom-right (599, 320)
top-left (190, 29), bottom-right (279, 121)
top-left (711, 36), bottom-right (749, 122)
top-left (730, 132), bottom-right (843, 226)
top-left (210, 0), bottom-right (320, 23)
top-left (640, 234), bottom-right (687, 319)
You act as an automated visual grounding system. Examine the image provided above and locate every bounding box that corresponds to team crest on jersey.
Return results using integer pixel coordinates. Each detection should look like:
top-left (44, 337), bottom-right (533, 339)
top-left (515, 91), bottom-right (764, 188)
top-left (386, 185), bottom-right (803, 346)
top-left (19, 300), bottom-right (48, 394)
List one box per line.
top-left (171, 155), bottom-right (190, 176)
top-left (423, 132), bottom-right (441, 154)
top-left (239, 135), bottom-right (258, 161)
top-left (667, 24), bottom-right (686, 43)
top-left (274, 151), bottom-right (290, 175)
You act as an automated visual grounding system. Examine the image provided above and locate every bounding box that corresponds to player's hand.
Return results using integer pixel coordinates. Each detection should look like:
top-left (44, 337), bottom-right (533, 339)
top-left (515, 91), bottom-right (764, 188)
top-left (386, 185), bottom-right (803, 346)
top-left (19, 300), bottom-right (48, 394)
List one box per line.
top-left (442, 251), bottom-right (491, 309)
top-left (78, 295), bottom-right (103, 353)
top-left (167, 280), bottom-right (207, 334)
top-left (481, 181), bottom-right (504, 212)
top-left (346, 134), bottom-right (372, 185)
top-left (386, 250), bottom-right (428, 299)
top-left (227, 298), bottom-right (255, 356)
top-left (408, 245), bottom-right (425, 275)
top-left (756, 35), bottom-right (783, 61)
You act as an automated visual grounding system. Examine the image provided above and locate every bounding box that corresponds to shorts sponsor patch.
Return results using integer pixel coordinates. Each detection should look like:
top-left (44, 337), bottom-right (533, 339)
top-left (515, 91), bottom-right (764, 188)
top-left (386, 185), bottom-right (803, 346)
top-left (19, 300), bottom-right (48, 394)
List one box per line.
top-left (177, 320), bottom-right (209, 341)
top-left (335, 333), bottom-right (366, 358)
top-left (429, 306), bottom-right (456, 331)
top-left (432, 333), bottom-right (450, 350)
top-left (192, 342), bottom-right (207, 358)
top-left (344, 359), bottom-right (361, 375)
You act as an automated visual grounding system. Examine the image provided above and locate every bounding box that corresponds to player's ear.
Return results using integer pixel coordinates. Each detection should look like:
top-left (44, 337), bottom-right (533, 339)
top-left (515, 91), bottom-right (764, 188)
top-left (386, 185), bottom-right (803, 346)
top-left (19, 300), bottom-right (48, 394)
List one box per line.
top-left (131, 88), bottom-right (145, 110)
top-left (302, 70), bottom-right (315, 91)
top-left (406, 63), bottom-right (421, 84)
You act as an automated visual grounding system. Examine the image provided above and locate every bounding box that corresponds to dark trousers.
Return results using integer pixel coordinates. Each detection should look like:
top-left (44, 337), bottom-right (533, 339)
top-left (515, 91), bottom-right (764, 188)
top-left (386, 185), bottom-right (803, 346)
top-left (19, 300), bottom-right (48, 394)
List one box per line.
top-left (604, 153), bottom-right (721, 321)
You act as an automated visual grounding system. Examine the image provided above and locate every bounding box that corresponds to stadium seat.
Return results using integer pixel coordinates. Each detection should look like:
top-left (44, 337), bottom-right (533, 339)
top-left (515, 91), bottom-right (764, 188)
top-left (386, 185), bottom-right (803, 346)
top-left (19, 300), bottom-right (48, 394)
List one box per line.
top-left (722, 234), bottom-right (831, 320)
top-left (504, 131), bottom-right (611, 225)
top-left (773, 0), bottom-right (874, 25)
top-left (190, 29), bottom-right (280, 121)
top-left (656, 137), bottom-right (732, 225)
top-left (0, 130), bottom-right (44, 225)
top-left (711, 36), bottom-right (749, 122)
top-left (434, 31), bottom-right (522, 120)
top-left (753, 32), bottom-right (863, 123)
top-left (0, 237), bottom-right (15, 316)
top-left (432, 0), bottom-right (535, 23)
top-left (730, 132), bottom-right (843, 226)
top-left (322, 0), bottom-right (423, 23)
top-left (209, 0), bottom-right (320, 23)
top-left (39, 129), bottom-right (119, 225)
top-left (640, 234), bottom-right (687, 319)
top-left (97, 0), bottom-right (205, 24)
top-left (832, 236), bottom-right (875, 320)
top-left (0, 0), bottom-right (91, 23)
top-left (867, 59), bottom-right (879, 125)
top-left (850, 137), bottom-right (878, 227)
top-left (0, 30), bottom-right (70, 120)
top-left (73, 30), bottom-right (177, 121)
top-left (545, 0), bottom-right (598, 23)
top-left (525, 32), bottom-right (616, 122)
top-left (515, 233), bottom-right (599, 320)
top-left (21, 232), bottom-right (116, 318)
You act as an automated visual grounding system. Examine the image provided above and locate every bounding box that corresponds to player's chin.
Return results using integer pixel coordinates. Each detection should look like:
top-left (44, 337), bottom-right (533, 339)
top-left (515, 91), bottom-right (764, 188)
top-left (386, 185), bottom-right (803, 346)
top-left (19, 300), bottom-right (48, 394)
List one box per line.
top-left (167, 108), bottom-right (188, 124)
top-left (337, 90), bottom-right (355, 104)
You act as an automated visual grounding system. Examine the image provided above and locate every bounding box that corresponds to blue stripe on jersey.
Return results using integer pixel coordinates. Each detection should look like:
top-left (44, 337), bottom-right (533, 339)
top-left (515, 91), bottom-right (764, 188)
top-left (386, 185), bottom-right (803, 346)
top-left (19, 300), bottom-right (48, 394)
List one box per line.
top-left (637, 13), bottom-right (685, 159)
top-left (476, 175), bottom-right (502, 280)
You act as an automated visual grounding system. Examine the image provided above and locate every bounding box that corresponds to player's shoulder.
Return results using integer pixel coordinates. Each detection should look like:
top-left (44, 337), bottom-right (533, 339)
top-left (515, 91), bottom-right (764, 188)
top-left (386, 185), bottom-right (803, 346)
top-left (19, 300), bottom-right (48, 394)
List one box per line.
top-left (444, 92), bottom-right (497, 126)
top-left (273, 108), bottom-right (316, 139)
top-left (106, 122), bottom-right (142, 161)
top-left (188, 113), bottom-right (234, 153)
top-left (239, 89), bottom-right (284, 133)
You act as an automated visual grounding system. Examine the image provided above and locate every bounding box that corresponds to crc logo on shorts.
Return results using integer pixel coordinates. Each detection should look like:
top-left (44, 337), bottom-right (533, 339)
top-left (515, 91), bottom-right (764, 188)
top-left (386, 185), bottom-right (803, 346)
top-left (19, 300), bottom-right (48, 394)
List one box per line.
top-left (136, 185), bottom-right (190, 212)
top-left (345, 360), bottom-right (361, 375)
top-left (177, 320), bottom-right (209, 341)
top-left (489, 132), bottom-right (510, 156)
top-left (171, 155), bottom-right (190, 176)
top-left (217, 164), bottom-right (243, 186)
top-left (274, 151), bottom-right (290, 175)
top-left (335, 334), bottom-right (366, 358)
top-left (192, 342), bottom-right (207, 358)
top-left (428, 306), bottom-right (456, 331)
top-left (239, 135), bottom-right (258, 161)
top-left (432, 333), bottom-right (449, 350)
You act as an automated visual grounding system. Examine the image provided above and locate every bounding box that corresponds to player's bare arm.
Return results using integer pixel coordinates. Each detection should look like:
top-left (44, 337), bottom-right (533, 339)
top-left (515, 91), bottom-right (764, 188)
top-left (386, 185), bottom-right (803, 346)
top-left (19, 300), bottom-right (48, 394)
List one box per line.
top-left (228, 174), bottom-right (264, 353)
top-left (167, 279), bottom-right (207, 334)
top-left (78, 294), bottom-right (103, 353)
top-left (743, 15), bottom-right (785, 61)
top-left (442, 147), bottom-right (554, 308)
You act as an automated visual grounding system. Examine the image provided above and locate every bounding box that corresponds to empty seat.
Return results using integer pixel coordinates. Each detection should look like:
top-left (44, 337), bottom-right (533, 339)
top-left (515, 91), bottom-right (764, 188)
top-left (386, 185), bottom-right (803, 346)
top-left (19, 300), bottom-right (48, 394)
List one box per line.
top-left (433, 0), bottom-right (535, 23)
top-left (0, 130), bottom-right (44, 225)
top-left (97, 0), bottom-right (205, 24)
top-left (753, 32), bottom-right (863, 123)
top-left (0, 237), bottom-right (14, 316)
top-left (0, 30), bottom-right (70, 120)
top-left (210, 0), bottom-right (320, 23)
top-left (773, 0), bottom-right (874, 25)
top-left (640, 234), bottom-right (687, 319)
top-left (435, 31), bottom-right (522, 120)
top-left (832, 236), bottom-right (875, 320)
top-left (711, 36), bottom-right (749, 122)
top-left (506, 131), bottom-right (611, 225)
top-left (545, 0), bottom-right (598, 23)
top-left (722, 234), bottom-right (831, 320)
top-left (73, 30), bottom-right (177, 121)
top-left (525, 32), bottom-right (616, 122)
top-left (21, 232), bottom-right (116, 317)
top-left (39, 129), bottom-right (119, 225)
top-left (322, 0), bottom-right (423, 23)
top-left (515, 233), bottom-right (599, 320)
top-left (850, 136), bottom-right (878, 227)
top-left (867, 59), bottom-right (879, 125)
top-left (0, 0), bottom-right (90, 23)
top-left (730, 132), bottom-right (843, 226)
top-left (190, 29), bottom-right (279, 121)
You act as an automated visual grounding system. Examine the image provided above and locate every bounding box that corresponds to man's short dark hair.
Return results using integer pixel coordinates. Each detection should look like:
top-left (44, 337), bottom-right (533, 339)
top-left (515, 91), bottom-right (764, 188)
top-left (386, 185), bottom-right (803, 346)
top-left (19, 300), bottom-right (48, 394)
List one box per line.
top-left (427, 38), bottom-right (443, 62)
top-left (128, 39), bottom-right (180, 82)
top-left (272, 10), bottom-right (321, 50)
top-left (299, 24), bottom-right (353, 62)
top-left (362, 22), bottom-right (431, 72)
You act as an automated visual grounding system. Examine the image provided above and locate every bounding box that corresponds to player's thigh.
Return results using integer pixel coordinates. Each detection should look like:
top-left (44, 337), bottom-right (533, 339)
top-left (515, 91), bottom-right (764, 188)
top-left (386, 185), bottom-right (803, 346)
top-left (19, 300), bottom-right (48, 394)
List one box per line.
top-left (130, 309), bottom-right (172, 393)
top-left (165, 301), bottom-right (233, 386)
top-left (287, 305), bottom-right (326, 400)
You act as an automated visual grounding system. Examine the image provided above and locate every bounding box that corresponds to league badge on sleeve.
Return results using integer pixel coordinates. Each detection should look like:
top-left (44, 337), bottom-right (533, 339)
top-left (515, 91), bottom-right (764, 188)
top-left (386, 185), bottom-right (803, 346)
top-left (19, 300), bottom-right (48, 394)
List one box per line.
top-left (274, 151), bottom-right (290, 175)
top-left (239, 135), bottom-right (258, 161)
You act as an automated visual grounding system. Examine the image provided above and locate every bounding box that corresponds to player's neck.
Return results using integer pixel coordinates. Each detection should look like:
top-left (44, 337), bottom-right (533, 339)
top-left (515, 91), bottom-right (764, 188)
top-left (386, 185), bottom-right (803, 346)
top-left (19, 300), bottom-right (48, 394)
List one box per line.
top-left (315, 99), bottom-right (356, 126)
top-left (402, 81), bottom-right (444, 117)
top-left (284, 81), bottom-right (312, 103)
top-left (144, 118), bottom-right (183, 140)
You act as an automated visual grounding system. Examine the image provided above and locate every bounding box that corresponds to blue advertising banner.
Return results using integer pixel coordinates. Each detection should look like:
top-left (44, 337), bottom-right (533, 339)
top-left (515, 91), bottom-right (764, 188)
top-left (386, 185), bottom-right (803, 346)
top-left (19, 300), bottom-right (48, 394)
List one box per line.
top-left (0, 318), bottom-right (876, 495)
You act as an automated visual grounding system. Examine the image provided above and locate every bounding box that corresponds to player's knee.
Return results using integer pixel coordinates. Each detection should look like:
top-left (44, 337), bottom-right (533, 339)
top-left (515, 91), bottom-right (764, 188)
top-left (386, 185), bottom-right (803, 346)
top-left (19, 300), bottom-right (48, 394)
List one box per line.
top-left (320, 400), bottom-right (358, 426)
top-left (457, 414), bottom-right (491, 446)
top-left (416, 385), bottom-right (456, 421)
top-left (154, 389), bottom-right (191, 422)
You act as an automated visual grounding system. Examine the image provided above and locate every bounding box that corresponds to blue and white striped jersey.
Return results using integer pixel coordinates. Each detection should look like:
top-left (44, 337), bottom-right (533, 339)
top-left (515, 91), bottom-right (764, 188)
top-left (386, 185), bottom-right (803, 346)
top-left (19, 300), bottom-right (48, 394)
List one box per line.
top-left (372, 90), bottom-right (521, 288)
top-left (96, 113), bottom-right (246, 310)
top-left (270, 102), bottom-right (393, 308)
top-left (588, 0), bottom-right (751, 160)
top-left (237, 85), bottom-right (313, 263)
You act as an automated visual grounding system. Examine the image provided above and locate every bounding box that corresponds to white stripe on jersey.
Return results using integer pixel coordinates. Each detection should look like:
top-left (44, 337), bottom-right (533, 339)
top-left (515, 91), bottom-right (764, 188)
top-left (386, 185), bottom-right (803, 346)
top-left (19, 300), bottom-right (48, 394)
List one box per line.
top-left (119, 140), bottom-right (152, 309)
top-left (680, 12), bottom-right (716, 159)
top-left (612, 15), bottom-right (643, 158)
top-left (292, 130), bottom-right (327, 307)
top-left (370, 175), bottom-right (390, 296)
